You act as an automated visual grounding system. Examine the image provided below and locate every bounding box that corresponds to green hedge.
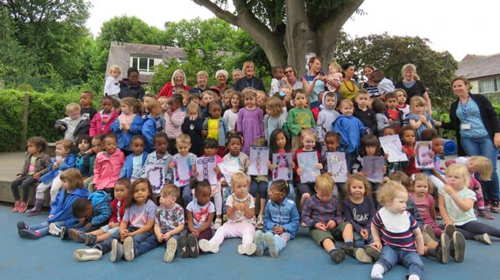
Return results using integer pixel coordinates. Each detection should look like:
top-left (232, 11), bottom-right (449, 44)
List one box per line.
top-left (0, 89), bottom-right (97, 151)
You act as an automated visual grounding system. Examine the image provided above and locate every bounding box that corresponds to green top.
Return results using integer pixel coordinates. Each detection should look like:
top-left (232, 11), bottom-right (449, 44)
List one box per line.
top-left (286, 108), bottom-right (315, 136)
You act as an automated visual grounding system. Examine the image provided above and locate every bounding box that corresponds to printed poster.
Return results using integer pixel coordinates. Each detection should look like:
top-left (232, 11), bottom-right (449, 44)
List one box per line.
top-left (326, 152), bottom-right (348, 183)
top-left (247, 146), bottom-right (270, 176)
top-left (145, 163), bottom-right (167, 195)
top-left (172, 156), bottom-right (194, 187)
top-left (218, 159), bottom-right (241, 186)
top-left (297, 152), bottom-right (320, 183)
top-left (362, 156), bottom-right (385, 183)
top-left (380, 135), bottom-right (408, 163)
top-left (196, 156), bottom-right (217, 185)
top-left (415, 141), bottom-right (433, 169)
top-left (272, 153), bottom-right (293, 181)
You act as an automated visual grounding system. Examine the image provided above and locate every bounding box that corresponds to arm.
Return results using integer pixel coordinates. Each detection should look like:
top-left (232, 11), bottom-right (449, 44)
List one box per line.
top-left (423, 92), bottom-right (432, 116)
top-left (110, 118), bottom-right (121, 133)
top-left (202, 119), bottom-right (208, 137)
top-left (226, 204), bottom-right (238, 220)
top-left (409, 118), bottom-right (422, 130)
top-left (282, 204), bottom-right (300, 234)
top-left (171, 111), bottom-right (185, 128)
top-left (444, 185), bottom-right (474, 211)
top-left (343, 201), bottom-right (362, 233)
top-left (236, 110), bottom-right (244, 133)
top-left (91, 204), bottom-right (112, 226)
top-left (197, 212), bottom-right (215, 233)
top-left (89, 114), bottom-right (98, 137)
top-left (109, 200), bottom-right (118, 223)
top-left (370, 222), bottom-right (382, 249)
top-left (412, 227), bottom-right (425, 255)
top-left (438, 194), bottom-right (453, 225)
top-left (142, 121), bottom-right (155, 151)
top-left (243, 201), bottom-right (255, 219)
top-left (286, 110), bottom-right (301, 136)
top-left (301, 199), bottom-right (315, 226)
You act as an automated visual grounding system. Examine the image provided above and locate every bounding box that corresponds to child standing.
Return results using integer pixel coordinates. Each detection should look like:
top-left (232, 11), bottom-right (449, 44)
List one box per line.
top-left (182, 103), bottom-right (204, 157)
top-left (287, 89), bottom-right (315, 153)
top-left (75, 134), bottom-right (92, 178)
top-left (248, 138), bottom-right (268, 229)
top-left (11, 137), bottom-right (51, 213)
top-left (264, 97), bottom-right (287, 142)
top-left (201, 138), bottom-right (224, 229)
top-left (164, 94), bottom-right (186, 155)
top-left (203, 101), bottom-right (229, 157)
top-left (104, 65), bottom-right (121, 98)
top-left (269, 66), bottom-right (286, 95)
top-left (354, 89), bottom-right (378, 134)
top-left (55, 103), bottom-right (90, 143)
top-left (80, 91), bottom-right (97, 120)
top-left (254, 179), bottom-right (299, 258)
top-left (223, 90), bottom-right (241, 132)
top-left (93, 134), bottom-right (125, 196)
top-left (370, 180), bottom-right (425, 280)
top-left (372, 99), bottom-right (390, 136)
top-left (237, 89), bottom-right (264, 154)
top-left (17, 168), bottom-right (89, 239)
top-left (28, 139), bottom-right (75, 215)
top-left (199, 172), bottom-right (257, 256)
top-left (141, 133), bottom-right (173, 197)
top-left (180, 180), bottom-right (215, 258)
top-left (90, 96), bottom-right (118, 137)
top-left (73, 179), bottom-right (157, 262)
top-left (316, 91), bottom-right (339, 145)
top-left (384, 92), bottom-right (404, 133)
top-left (332, 99), bottom-right (370, 170)
top-left (119, 135), bottom-right (148, 181)
top-left (407, 96), bottom-right (435, 140)
top-left (439, 164), bottom-right (500, 245)
top-left (111, 97), bottom-right (143, 156)
top-left (138, 184), bottom-right (184, 263)
top-left (400, 126), bottom-right (421, 176)
top-left (142, 100), bottom-right (164, 153)
top-left (302, 174), bottom-right (349, 264)
top-left (396, 89), bottom-right (410, 120)
top-left (169, 134), bottom-right (197, 205)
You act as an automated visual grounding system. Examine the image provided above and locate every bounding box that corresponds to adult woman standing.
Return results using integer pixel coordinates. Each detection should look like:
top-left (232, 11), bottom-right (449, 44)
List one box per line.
top-left (438, 76), bottom-right (500, 212)
top-left (233, 61), bottom-right (265, 92)
top-left (361, 64), bottom-right (379, 97)
top-left (189, 71), bottom-right (209, 95)
top-left (214, 69), bottom-right (231, 93)
top-left (157, 69), bottom-right (190, 98)
top-left (284, 65), bottom-right (303, 90)
top-left (395, 64), bottom-right (432, 115)
top-left (301, 56), bottom-right (326, 120)
top-left (339, 63), bottom-right (360, 100)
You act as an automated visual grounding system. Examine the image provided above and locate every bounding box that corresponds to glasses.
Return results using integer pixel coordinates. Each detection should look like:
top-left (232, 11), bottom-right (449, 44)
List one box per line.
top-left (268, 190), bottom-right (285, 196)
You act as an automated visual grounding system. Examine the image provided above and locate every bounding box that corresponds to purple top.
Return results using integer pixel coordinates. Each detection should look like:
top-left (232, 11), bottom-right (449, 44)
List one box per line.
top-left (236, 107), bottom-right (264, 154)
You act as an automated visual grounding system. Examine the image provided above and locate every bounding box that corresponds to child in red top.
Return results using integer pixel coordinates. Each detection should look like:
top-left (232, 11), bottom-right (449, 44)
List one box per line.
top-left (385, 92), bottom-right (403, 133)
top-left (400, 126), bottom-right (420, 176)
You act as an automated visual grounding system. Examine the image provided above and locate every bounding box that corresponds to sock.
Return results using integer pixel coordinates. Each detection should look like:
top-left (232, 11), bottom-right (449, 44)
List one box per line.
top-left (34, 230), bottom-right (41, 236)
top-left (345, 239), bottom-right (353, 244)
top-left (408, 275), bottom-right (420, 280)
top-left (329, 248), bottom-right (339, 253)
top-left (371, 264), bottom-right (384, 280)
top-left (213, 192), bottom-right (222, 216)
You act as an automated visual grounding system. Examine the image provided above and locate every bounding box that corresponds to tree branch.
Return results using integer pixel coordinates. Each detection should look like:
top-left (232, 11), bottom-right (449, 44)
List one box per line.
top-left (192, 0), bottom-right (238, 26)
top-left (317, 0), bottom-right (364, 35)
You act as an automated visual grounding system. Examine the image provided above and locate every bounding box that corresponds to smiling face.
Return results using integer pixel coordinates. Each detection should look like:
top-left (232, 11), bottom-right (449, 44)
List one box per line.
top-left (302, 135), bottom-right (316, 151)
top-left (133, 182), bottom-right (150, 206)
top-left (173, 72), bottom-right (184, 86)
top-left (232, 70), bottom-right (243, 81)
top-left (197, 75), bottom-right (207, 88)
top-left (131, 138), bottom-right (145, 156)
top-left (325, 136), bottom-right (339, 152)
top-left (257, 92), bottom-right (267, 107)
top-left (309, 59), bottom-right (321, 74)
top-left (244, 95), bottom-right (257, 108)
top-left (452, 79), bottom-right (469, 98)
top-left (217, 73), bottom-right (227, 85)
top-left (344, 66), bottom-right (355, 79)
top-left (230, 95), bottom-right (240, 109)
top-left (55, 144), bottom-right (70, 157)
top-left (176, 142), bottom-right (191, 156)
top-left (244, 64), bottom-right (255, 77)
top-left (386, 191), bottom-right (408, 214)
top-left (284, 67), bottom-right (296, 80)
top-left (349, 179), bottom-right (366, 200)
top-left (339, 104), bottom-right (353, 116)
top-left (403, 69), bottom-right (415, 82)
top-left (128, 71), bottom-right (139, 85)
top-left (121, 104), bottom-right (133, 115)
top-left (364, 67), bottom-right (373, 79)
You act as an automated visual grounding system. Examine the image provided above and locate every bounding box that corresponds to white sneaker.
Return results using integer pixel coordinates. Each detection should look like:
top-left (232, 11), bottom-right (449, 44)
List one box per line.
top-left (49, 223), bottom-right (61, 236)
top-left (237, 243), bottom-right (257, 256)
top-left (213, 219), bottom-right (222, 231)
top-left (199, 239), bottom-right (219, 253)
top-left (74, 248), bottom-right (102, 262)
top-left (123, 236), bottom-right (135, 261)
top-left (164, 238), bottom-right (177, 263)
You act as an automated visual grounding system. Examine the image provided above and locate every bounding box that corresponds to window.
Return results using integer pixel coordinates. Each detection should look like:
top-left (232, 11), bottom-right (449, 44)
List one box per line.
top-left (479, 78), bottom-right (495, 93)
top-left (129, 57), bottom-right (161, 73)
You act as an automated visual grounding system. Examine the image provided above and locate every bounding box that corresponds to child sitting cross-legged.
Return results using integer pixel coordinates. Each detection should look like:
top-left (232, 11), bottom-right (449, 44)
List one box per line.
top-left (254, 180), bottom-right (299, 258)
top-left (68, 178), bottom-right (130, 246)
top-left (301, 174), bottom-right (350, 264)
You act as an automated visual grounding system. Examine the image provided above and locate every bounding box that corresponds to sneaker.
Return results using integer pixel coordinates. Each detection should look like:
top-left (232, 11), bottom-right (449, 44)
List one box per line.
top-left (451, 231), bottom-right (466, 263)
top-left (12, 201), bottom-right (21, 212)
top-left (365, 245), bottom-right (381, 261)
top-left (438, 233), bottom-right (451, 264)
top-left (18, 201), bottom-right (28, 213)
top-left (256, 215), bottom-right (264, 229)
top-left (164, 238), bottom-right (177, 263)
top-left (254, 230), bottom-right (265, 256)
top-left (69, 229), bottom-right (87, 243)
top-left (19, 229), bottom-right (40, 239)
top-left (16, 220), bottom-right (28, 233)
top-left (490, 201), bottom-right (500, 213)
top-left (178, 235), bottom-right (189, 258)
top-left (237, 243), bottom-right (257, 256)
top-left (199, 239), bottom-right (219, 253)
top-left (74, 248), bottom-right (103, 262)
top-left (340, 242), bottom-right (356, 257)
top-left (213, 219), bottom-right (222, 231)
top-left (48, 223), bottom-right (62, 236)
top-left (123, 236), bottom-right (135, 261)
top-left (251, 216), bottom-right (257, 227)
top-left (264, 232), bottom-right (278, 258)
top-left (478, 209), bottom-right (495, 220)
top-left (423, 224), bottom-right (437, 241)
top-left (85, 234), bottom-right (98, 246)
top-left (474, 233), bottom-right (491, 245)
top-left (187, 234), bottom-right (199, 258)
top-left (354, 248), bottom-right (373, 263)
top-left (444, 224), bottom-right (455, 239)
top-left (110, 239), bottom-right (124, 262)
top-left (60, 226), bottom-right (67, 240)
top-left (329, 249), bottom-right (345, 264)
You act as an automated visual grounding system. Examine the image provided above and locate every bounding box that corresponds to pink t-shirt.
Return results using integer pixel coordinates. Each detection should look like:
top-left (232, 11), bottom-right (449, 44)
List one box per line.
top-left (409, 192), bottom-right (435, 225)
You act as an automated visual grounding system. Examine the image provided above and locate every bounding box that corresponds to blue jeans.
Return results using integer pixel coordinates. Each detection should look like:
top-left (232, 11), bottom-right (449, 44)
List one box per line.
top-left (353, 231), bottom-right (373, 248)
top-left (136, 233), bottom-right (179, 257)
top-left (250, 181), bottom-right (268, 200)
top-left (376, 246), bottom-right (424, 279)
top-left (460, 136), bottom-right (500, 200)
top-left (267, 181), bottom-right (296, 202)
top-left (30, 220), bottom-right (65, 237)
top-left (96, 227), bottom-right (152, 255)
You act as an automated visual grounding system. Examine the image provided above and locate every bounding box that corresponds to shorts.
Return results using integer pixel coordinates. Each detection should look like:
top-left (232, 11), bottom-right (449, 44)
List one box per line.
top-left (310, 221), bottom-right (348, 245)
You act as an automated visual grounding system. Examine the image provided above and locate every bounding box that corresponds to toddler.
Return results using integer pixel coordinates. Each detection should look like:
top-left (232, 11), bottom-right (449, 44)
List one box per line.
top-left (104, 65), bottom-right (121, 97)
top-left (80, 91), bottom-right (97, 120)
top-left (142, 100), bottom-right (164, 153)
top-left (287, 89), bottom-right (315, 153)
top-left (93, 134), bottom-right (125, 196)
top-left (384, 92), bottom-right (404, 133)
top-left (264, 97), bottom-right (287, 142)
top-left (119, 135), bottom-right (148, 181)
top-left (55, 102), bottom-right (90, 143)
top-left (169, 134), bottom-right (197, 205)
top-left (237, 89), bottom-right (264, 154)
top-left (164, 94), bottom-right (186, 155)
top-left (222, 90), bottom-right (241, 131)
top-left (316, 91), bottom-right (339, 145)
top-left (75, 134), bottom-right (92, 178)
top-left (111, 97), bottom-right (143, 155)
top-left (203, 101), bottom-right (229, 157)
top-left (141, 133), bottom-right (173, 196)
top-left (182, 103), bottom-right (204, 156)
top-left (354, 89), bottom-right (378, 134)
top-left (395, 89), bottom-right (410, 120)
top-left (407, 96), bottom-right (434, 140)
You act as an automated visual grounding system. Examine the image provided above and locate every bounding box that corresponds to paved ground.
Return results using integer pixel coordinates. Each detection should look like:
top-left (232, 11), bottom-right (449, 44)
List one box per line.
top-left (0, 202), bottom-right (499, 280)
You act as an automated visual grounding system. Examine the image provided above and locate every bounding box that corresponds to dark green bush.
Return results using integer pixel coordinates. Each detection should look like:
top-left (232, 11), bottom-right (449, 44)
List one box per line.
top-left (0, 90), bottom-right (25, 151)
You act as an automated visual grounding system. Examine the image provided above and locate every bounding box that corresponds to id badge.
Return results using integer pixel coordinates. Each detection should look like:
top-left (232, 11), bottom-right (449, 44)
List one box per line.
top-left (461, 123), bottom-right (471, 130)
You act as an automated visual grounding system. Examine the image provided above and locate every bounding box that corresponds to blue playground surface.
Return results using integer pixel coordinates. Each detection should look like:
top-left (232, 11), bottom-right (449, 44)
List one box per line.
top-left (0, 203), bottom-right (499, 280)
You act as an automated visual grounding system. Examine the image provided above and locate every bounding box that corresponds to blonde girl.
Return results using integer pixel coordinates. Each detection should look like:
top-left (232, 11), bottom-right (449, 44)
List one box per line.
top-left (18, 168), bottom-right (88, 239)
top-left (407, 96), bottom-right (435, 140)
top-left (199, 172), bottom-right (257, 256)
top-left (326, 61), bottom-right (342, 92)
top-left (341, 174), bottom-right (376, 263)
top-left (236, 89), bottom-right (264, 154)
top-left (264, 97), bottom-right (287, 142)
top-left (439, 164), bottom-right (500, 245)
top-left (111, 97), bottom-right (143, 154)
top-left (395, 63), bottom-right (432, 115)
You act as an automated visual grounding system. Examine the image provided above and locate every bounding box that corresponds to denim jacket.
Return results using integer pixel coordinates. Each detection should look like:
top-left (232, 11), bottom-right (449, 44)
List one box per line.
top-left (202, 117), bottom-right (229, 147)
top-left (264, 198), bottom-right (300, 239)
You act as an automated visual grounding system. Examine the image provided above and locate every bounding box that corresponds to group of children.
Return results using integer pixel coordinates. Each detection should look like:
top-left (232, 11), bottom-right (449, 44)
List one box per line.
top-left (10, 64), bottom-right (500, 280)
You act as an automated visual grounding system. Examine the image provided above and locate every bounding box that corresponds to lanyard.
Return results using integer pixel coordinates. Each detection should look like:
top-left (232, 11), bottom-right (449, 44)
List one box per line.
top-left (460, 96), bottom-right (470, 121)
top-left (245, 77), bottom-right (254, 88)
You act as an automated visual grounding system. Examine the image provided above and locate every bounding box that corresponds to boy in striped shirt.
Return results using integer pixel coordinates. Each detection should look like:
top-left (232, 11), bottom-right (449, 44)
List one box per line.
top-left (369, 180), bottom-right (425, 280)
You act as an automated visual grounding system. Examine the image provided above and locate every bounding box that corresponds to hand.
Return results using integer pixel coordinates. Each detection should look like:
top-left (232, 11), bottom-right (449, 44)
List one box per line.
top-left (316, 163), bottom-right (323, 170)
top-left (109, 222), bottom-right (118, 229)
top-left (48, 215), bottom-right (54, 219)
top-left (33, 173), bottom-right (41, 180)
top-left (434, 120), bottom-right (442, 127)
top-left (297, 168), bottom-right (303, 176)
top-left (267, 161), bottom-right (274, 170)
top-left (16, 174), bottom-right (22, 179)
top-left (360, 229), bottom-right (369, 240)
top-left (60, 126), bottom-right (66, 131)
top-left (157, 233), bottom-right (164, 243)
top-left (119, 124), bottom-right (124, 130)
top-left (313, 74), bottom-right (323, 82)
top-left (384, 153), bottom-right (389, 159)
top-left (169, 162), bottom-right (175, 169)
top-left (326, 220), bottom-right (336, 230)
top-left (214, 166), bottom-right (220, 175)
top-left (371, 241), bottom-right (382, 250)
top-left (190, 115), bottom-right (196, 121)
top-left (495, 133), bottom-right (500, 148)
top-left (443, 219), bottom-right (454, 226)
top-left (79, 218), bottom-right (86, 224)
top-left (221, 179), bottom-right (228, 186)
top-left (192, 229), bottom-right (200, 238)
top-left (389, 119), bottom-right (394, 125)
top-left (274, 226), bottom-right (284, 235)
top-left (163, 232), bottom-right (172, 240)
top-left (419, 115), bottom-right (426, 122)
top-left (125, 125), bottom-right (130, 131)
top-left (444, 185), bottom-right (455, 195)
top-left (366, 128), bottom-right (371, 135)
top-left (315, 223), bottom-right (327, 231)
top-left (382, 166), bottom-right (387, 174)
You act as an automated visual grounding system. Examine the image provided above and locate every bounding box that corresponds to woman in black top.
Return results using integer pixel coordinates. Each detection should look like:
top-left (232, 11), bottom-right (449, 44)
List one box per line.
top-left (118, 67), bottom-right (145, 101)
top-left (233, 61), bottom-right (265, 92)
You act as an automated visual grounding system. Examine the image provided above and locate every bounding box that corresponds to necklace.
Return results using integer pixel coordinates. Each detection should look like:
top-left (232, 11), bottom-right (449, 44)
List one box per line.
top-left (344, 80), bottom-right (355, 92)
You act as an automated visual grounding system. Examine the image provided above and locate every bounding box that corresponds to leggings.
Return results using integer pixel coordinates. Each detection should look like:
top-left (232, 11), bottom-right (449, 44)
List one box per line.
top-left (456, 221), bottom-right (500, 239)
top-left (11, 175), bottom-right (37, 202)
top-left (211, 184), bottom-right (222, 216)
top-left (209, 222), bottom-right (255, 246)
top-left (36, 175), bottom-right (62, 202)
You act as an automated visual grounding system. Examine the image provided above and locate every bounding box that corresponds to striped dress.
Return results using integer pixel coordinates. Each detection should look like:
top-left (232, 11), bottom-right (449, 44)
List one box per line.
top-left (372, 207), bottom-right (418, 251)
